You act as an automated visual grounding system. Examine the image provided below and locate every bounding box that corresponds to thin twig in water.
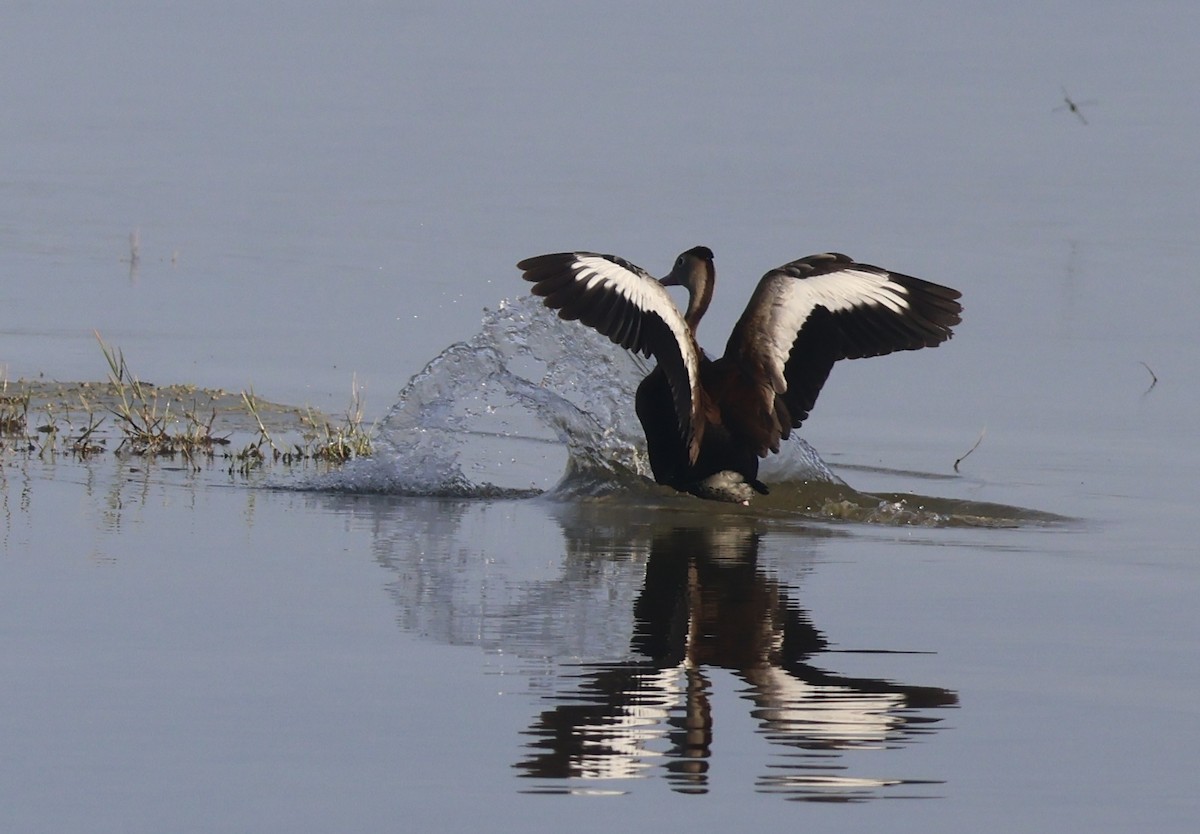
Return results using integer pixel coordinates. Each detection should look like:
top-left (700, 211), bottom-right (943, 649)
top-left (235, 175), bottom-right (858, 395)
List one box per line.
top-left (954, 427), bottom-right (987, 472)
top-left (120, 228), bottom-right (142, 283)
top-left (1138, 361), bottom-right (1158, 395)
top-left (241, 389), bottom-right (278, 452)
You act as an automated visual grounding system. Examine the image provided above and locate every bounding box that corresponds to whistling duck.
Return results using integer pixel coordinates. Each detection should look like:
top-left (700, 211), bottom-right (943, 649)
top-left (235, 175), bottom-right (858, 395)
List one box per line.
top-left (518, 247), bottom-right (962, 503)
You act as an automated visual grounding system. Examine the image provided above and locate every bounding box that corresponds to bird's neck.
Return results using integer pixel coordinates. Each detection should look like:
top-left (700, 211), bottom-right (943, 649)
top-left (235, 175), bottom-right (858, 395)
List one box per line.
top-left (684, 264), bottom-right (715, 332)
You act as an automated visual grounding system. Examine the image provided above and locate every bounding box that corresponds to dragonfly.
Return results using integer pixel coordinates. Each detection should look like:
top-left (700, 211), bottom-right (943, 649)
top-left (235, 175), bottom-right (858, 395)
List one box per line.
top-left (1054, 86), bottom-right (1096, 125)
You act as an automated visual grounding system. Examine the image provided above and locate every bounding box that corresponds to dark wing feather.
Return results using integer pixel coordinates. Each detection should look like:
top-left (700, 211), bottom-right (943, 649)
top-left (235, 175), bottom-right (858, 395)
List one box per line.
top-left (724, 252), bottom-right (962, 454)
top-left (518, 252), bottom-right (705, 462)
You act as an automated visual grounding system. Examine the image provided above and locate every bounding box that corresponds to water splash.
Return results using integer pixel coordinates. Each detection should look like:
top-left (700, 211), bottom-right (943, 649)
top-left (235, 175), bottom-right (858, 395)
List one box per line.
top-left (302, 296), bottom-right (839, 498)
top-left (282, 298), bottom-right (1062, 527)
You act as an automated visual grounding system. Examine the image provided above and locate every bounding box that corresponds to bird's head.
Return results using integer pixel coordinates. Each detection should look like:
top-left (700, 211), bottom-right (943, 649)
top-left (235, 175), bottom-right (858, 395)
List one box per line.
top-left (661, 246), bottom-right (714, 291)
top-left (661, 246), bottom-right (716, 331)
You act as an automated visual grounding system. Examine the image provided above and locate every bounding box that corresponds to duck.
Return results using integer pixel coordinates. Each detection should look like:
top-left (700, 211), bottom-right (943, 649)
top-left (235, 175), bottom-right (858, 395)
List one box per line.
top-left (518, 247), bottom-right (962, 503)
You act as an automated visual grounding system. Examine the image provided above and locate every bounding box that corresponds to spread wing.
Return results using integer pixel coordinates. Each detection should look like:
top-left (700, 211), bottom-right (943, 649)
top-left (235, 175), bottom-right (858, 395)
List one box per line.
top-left (723, 252), bottom-right (962, 454)
top-left (518, 251), bottom-right (704, 461)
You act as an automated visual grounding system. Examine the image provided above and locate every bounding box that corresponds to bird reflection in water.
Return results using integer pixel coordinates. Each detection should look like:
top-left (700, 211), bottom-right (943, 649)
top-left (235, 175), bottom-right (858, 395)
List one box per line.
top-left (515, 524), bottom-right (957, 801)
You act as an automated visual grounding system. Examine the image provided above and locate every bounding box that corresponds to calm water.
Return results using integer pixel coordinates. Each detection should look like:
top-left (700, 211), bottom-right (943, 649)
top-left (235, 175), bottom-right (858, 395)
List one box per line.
top-left (3, 2), bottom-right (1199, 832)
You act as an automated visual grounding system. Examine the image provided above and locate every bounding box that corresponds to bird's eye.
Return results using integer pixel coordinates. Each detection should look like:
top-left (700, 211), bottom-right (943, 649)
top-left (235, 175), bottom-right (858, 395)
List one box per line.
top-left (675, 257), bottom-right (684, 267)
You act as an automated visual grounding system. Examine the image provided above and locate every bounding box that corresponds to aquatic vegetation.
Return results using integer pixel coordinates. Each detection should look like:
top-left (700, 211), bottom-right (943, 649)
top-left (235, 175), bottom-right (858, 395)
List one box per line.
top-left (0, 337), bottom-right (374, 475)
top-left (0, 389), bottom-right (30, 436)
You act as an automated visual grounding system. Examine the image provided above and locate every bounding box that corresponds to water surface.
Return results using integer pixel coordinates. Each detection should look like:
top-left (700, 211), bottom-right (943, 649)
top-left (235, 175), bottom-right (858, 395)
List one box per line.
top-left (3, 2), bottom-right (1199, 832)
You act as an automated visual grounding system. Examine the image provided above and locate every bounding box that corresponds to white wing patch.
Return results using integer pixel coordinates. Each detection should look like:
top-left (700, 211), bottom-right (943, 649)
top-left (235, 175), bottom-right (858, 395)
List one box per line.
top-left (570, 254), bottom-right (703, 425)
top-left (798, 266), bottom-right (911, 315)
top-left (761, 266), bottom-right (911, 392)
top-left (573, 256), bottom-right (680, 321)
top-left (573, 255), bottom-right (698, 364)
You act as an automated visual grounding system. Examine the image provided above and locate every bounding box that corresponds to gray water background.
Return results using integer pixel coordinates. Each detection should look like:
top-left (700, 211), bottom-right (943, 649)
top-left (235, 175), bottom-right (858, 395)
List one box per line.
top-left (3, 2), bottom-right (1198, 832)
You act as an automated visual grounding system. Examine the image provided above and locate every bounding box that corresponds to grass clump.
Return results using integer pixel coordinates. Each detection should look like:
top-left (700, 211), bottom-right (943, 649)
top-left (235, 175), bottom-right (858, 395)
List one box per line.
top-left (1, 336), bottom-right (373, 475)
top-left (0, 389), bottom-right (30, 436)
top-left (231, 378), bottom-right (374, 475)
top-left (96, 332), bottom-right (230, 464)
